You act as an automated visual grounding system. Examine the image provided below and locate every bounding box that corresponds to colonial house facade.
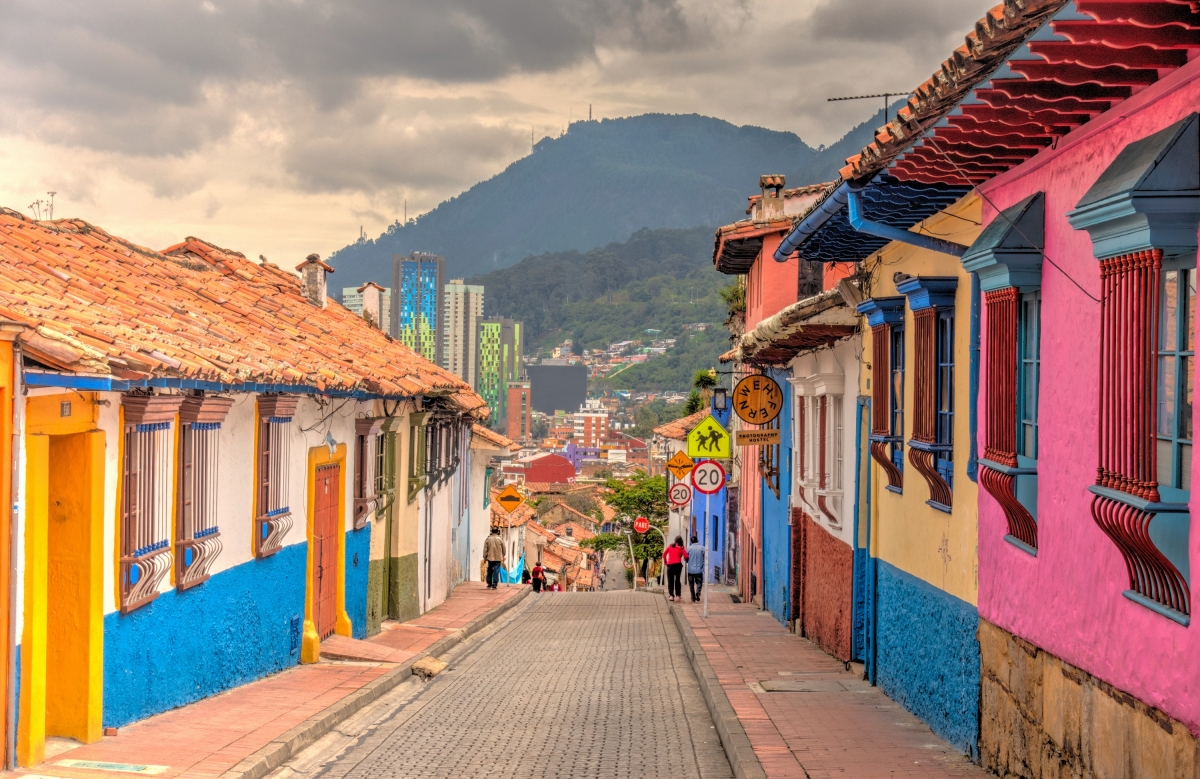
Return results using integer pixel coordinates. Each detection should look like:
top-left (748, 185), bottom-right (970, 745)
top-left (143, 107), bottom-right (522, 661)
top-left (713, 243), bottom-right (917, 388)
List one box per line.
top-left (0, 213), bottom-right (495, 767)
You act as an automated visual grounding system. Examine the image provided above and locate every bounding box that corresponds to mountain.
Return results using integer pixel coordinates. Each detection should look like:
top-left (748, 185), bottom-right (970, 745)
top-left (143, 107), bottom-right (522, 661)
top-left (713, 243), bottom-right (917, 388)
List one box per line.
top-left (327, 109), bottom-right (893, 287)
top-left (470, 225), bottom-right (731, 392)
top-left (469, 226), bottom-right (724, 351)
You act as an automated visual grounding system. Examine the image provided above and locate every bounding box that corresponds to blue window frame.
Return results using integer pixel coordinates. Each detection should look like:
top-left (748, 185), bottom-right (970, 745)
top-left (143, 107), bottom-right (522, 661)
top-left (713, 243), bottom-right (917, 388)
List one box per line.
top-left (935, 310), bottom-right (954, 488)
top-left (890, 323), bottom-right (905, 473)
top-left (1157, 267), bottom-right (1195, 498)
top-left (1015, 290), bottom-right (1041, 518)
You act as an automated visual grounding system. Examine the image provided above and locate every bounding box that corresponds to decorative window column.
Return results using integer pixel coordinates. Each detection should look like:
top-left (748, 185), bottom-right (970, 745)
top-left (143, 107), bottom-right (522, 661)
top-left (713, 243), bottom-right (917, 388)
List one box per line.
top-left (354, 417), bottom-right (385, 530)
top-left (896, 277), bottom-right (959, 512)
top-left (255, 395), bottom-right (299, 558)
top-left (120, 394), bottom-right (184, 613)
top-left (408, 412), bottom-right (427, 502)
top-left (963, 192), bottom-right (1045, 554)
top-left (176, 395), bottom-right (234, 589)
top-left (856, 296), bottom-right (907, 492)
top-left (791, 374), bottom-right (845, 527)
top-left (1068, 113), bottom-right (1199, 624)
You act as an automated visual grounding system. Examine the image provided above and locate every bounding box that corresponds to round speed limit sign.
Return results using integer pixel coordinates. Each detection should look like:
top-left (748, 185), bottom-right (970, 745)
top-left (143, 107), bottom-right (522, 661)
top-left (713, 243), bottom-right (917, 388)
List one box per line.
top-left (669, 482), bottom-right (692, 506)
top-left (691, 460), bottom-right (726, 495)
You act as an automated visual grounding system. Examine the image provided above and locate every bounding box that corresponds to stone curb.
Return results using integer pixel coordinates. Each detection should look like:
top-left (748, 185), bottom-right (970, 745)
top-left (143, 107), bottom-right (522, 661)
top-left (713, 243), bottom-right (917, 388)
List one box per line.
top-left (669, 599), bottom-right (767, 779)
top-left (222, 586), bottom-right (532, 779)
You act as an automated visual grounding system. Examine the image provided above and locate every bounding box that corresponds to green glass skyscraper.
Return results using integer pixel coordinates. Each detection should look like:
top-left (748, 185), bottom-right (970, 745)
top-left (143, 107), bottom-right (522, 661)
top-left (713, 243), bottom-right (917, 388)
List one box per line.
top-left (476, 318), bottom-right (522, 426)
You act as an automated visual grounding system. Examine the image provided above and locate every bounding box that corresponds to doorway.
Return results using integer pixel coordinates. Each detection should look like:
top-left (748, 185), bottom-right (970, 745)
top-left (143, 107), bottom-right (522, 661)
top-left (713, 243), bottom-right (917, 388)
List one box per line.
top-left (312, 463), bottom-right (340, 640)
top-left (19, 425), bottom-right (104, 766)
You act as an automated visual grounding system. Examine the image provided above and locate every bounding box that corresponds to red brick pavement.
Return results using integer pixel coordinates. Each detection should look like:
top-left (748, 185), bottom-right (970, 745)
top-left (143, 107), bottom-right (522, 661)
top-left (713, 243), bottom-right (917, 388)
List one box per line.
top-left (679, 596), bottom-right (988, 779)
top-left (24, 582), bottom-right (524, 779)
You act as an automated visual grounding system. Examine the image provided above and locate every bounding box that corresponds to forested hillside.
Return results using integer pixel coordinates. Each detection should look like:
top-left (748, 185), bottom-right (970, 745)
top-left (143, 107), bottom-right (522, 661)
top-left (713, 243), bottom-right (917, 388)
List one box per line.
top-left (328, 109), bottom-right (893, 285)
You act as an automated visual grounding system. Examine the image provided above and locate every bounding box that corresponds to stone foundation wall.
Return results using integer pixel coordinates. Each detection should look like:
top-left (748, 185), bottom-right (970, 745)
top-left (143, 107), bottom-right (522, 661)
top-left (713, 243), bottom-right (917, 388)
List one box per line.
top-left (979, 619), bottom-right (1200, 778)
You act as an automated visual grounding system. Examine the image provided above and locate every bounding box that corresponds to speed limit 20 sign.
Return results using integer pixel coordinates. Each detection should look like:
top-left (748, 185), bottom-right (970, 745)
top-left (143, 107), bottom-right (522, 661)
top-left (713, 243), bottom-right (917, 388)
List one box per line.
top-left (669, 482), bottom-right (692, 506)
top-left (691, 460), bottom-right (726, 495)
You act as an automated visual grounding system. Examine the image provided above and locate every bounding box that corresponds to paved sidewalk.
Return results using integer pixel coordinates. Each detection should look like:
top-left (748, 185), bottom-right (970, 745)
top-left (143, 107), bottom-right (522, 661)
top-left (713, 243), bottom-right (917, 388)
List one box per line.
top-left (676, 595), bottom-right (988, 779)
top-left (23, 583), bottom-right (524, 779)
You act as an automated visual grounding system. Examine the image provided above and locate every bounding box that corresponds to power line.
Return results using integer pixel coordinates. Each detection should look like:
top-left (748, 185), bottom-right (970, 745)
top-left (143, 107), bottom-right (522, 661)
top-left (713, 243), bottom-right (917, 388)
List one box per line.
top-left (922, 135), bottom-right (1099, 304)
top-left (828, 92), bottom-right (911, 124)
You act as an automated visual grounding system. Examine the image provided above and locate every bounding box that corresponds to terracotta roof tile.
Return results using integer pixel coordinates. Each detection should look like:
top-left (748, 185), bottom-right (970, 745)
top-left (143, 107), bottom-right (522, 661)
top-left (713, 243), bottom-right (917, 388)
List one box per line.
top-left (653, 409), bottom-right (708, 441)
top-left (471, 424), bottom-right (518, 451)
top-left (0, 212), bottom-right (486, 416)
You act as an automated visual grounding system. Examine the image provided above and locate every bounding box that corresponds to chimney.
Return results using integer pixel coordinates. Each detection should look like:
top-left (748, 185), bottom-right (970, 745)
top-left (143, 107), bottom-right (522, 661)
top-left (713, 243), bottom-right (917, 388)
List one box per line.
top-left (759, 174), bottom-right (786, 220)
top-left (296, 254), bottom-right (333, 308)
top-left (357, 281), bottom-right (386, 328)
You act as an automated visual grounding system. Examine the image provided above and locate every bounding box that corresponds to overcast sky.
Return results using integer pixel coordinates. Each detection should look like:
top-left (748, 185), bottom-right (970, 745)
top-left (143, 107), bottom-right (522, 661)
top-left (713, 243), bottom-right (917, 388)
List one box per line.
top-left (0, 0), bottom-right (987, 266)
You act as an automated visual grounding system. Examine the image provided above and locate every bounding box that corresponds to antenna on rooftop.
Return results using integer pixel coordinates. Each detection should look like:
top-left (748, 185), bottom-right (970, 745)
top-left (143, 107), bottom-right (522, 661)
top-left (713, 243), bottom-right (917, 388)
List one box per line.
top-left (827, 91), bottom-right (911, 124)
top-left (589, 104), bottom-right (592, 121)
top-left (46, 191), bottom-right (55, 220)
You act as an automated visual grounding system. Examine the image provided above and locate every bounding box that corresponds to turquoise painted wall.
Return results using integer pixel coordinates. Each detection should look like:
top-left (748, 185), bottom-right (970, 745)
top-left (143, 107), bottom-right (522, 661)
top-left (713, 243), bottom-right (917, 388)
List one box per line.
top-left (346, 525), bottom-right (371, 640)
top-left (761, 367), bottom-right (793, 625)
top-left (103, 542), bottom-right (306, 728)
top-left (875, 560), bottom-right (980, 758)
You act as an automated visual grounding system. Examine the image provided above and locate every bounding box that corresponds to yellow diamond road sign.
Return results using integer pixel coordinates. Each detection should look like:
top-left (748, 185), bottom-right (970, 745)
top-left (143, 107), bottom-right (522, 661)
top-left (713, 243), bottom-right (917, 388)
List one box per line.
top-left (665, 451), bottom-right (695, 480)
top-left (686, 415), bottom-right (731, 460)
top-left (495, 485), bottom-right (525, 513)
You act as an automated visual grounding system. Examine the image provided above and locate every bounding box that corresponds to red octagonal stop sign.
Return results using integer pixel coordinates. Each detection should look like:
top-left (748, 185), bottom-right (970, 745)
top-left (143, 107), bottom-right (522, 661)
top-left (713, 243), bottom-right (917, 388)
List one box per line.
top-left (633, 516), bottom-right (650, 534)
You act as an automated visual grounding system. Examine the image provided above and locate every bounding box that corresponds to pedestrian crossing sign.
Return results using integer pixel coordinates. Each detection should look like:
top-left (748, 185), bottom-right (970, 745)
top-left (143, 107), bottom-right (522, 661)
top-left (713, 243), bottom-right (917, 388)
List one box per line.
top-left (686, 415), bottom-right (731, 460)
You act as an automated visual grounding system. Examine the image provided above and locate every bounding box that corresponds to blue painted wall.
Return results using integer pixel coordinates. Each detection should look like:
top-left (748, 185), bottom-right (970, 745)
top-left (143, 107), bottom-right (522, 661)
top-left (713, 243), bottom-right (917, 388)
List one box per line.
top-left (345, 525), bottom-right (371, 639)
top-left (761, 367), bottom-right (793, 625)
top-left (875, 560), bottom-right (980, 758)
top-left (103, 542), bottom-right (307, 728)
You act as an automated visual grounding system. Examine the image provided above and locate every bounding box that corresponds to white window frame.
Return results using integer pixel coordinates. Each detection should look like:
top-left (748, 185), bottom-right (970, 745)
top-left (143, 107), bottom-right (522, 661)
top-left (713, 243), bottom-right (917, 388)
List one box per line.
top-left (791, 374), bottom-right (845, 528)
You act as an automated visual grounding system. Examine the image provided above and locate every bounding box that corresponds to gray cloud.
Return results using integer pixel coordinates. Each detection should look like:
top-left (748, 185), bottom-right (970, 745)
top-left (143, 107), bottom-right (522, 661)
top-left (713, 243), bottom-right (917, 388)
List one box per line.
top-left (0, 0), bottom-right (698, 156)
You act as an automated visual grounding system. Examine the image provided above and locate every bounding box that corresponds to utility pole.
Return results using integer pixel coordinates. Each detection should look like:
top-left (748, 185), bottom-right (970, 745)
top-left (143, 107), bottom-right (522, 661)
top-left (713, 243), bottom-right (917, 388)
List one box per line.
top-left (589, 104), bottom-right (592, 121)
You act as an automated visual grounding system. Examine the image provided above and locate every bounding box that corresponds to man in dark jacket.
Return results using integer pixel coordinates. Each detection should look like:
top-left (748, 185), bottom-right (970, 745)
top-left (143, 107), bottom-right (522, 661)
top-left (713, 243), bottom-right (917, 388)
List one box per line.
top-left (483, 527), bottom-right (506, 589)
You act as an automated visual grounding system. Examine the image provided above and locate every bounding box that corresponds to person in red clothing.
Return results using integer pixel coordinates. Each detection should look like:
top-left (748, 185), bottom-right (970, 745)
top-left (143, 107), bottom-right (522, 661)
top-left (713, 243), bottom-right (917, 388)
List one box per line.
top-left (663, 536), bottom-right (688, 602)
top-left (531, 562), bottom-right (545, 593)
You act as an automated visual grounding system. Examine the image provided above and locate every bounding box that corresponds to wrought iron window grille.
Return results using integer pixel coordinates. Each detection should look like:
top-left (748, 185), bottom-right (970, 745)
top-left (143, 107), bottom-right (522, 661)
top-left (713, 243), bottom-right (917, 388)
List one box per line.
top-left (354, 417), bottom-right (385, 530)
top-left (120, 394), bottom-right (184, 614)
top-left (176, 395), bottom-right (234, 590)
top-left (255, 395), bottom-right (299, 559)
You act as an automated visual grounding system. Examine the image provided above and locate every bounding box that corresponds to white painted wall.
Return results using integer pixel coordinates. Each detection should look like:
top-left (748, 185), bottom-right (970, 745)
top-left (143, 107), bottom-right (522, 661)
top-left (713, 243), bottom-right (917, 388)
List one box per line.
top-left (787, 336), bottom-right (862, 547)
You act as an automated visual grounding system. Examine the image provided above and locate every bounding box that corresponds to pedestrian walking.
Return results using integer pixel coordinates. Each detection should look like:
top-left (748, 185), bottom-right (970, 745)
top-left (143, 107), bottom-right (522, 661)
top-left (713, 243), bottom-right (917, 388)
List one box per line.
top-left (663, 536), bottom-right (687, 602)
top-left (483, 527), bottom-right (505, 589)
top-left (531, 562), bottom-right (545, 593)
top-left (686, 535), bottom-right (706, 603)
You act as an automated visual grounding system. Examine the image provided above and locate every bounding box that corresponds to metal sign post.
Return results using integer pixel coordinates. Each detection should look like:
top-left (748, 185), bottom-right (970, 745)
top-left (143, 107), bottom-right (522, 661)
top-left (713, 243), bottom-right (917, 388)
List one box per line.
top-left (623, 529), bottom-right (636, 592)
top-left (703, 491), bottom-right (710, 618)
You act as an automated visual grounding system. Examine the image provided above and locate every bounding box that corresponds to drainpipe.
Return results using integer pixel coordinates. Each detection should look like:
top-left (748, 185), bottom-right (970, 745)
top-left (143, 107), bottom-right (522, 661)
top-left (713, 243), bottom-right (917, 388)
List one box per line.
top-left (968, 274), bottom-right (980, 483)
top-left (5, 335), bottom-right (21, 769)
top-left (774, 182), bottom-right (851, 262)
top-left (846, 188), bottom-right (968, 258)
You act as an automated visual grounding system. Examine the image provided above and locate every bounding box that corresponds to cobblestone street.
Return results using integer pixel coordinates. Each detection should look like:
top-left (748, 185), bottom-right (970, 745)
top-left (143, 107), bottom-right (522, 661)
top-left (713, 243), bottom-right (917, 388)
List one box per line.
top-left (314, 592), bottom-right (731, 779)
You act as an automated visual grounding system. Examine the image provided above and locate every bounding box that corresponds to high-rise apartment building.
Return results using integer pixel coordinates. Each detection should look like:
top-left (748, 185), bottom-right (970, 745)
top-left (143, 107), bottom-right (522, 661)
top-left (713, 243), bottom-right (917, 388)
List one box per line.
top-left (443, 279), bottom-right (485, 386)
top-left (476, 318), bottom-right (523, 426)
top-left (341, 283), bottom-right (392, 335)
top-left (506, 380), bottom-right (532, 443)
top-left (391, 252), bottom-right (445, 364)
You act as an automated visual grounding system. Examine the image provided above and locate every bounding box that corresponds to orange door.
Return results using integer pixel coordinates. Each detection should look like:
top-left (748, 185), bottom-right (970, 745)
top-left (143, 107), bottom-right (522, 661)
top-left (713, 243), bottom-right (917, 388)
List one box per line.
top-left (313, 464), bottom-right (340, 640)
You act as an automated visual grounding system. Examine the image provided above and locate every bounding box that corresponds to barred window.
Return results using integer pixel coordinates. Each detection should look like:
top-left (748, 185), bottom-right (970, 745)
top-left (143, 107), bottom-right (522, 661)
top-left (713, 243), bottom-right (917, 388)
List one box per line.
top-left (120, 395), bottom-right (183, 614)
top-left (354, 417), bottom-right (385, 529)
top-left (176, 395), bottom-right (233, 590)
top-left (256, 395), bottom-right (298, 558)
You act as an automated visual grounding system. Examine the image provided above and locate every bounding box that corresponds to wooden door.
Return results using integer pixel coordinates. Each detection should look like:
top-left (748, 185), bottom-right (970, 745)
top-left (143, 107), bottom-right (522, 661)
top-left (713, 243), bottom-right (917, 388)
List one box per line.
top-left (313, 463), bottom-right (340, 640)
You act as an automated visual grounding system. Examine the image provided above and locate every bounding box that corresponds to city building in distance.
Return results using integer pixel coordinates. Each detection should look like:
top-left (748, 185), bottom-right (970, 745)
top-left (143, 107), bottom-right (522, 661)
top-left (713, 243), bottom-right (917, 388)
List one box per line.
top-left (526, 362), bottom-right (587, 415)
top-left (506, 379), bottom-right (532, 443)
top-left (443, 278), bottom-right (485, 386)
top-left (392, 252), bottom-right (445, 364)
top-left (340, 283), bottom-right (392, 335)
top-left (476, 317), bottom-right (522, 427)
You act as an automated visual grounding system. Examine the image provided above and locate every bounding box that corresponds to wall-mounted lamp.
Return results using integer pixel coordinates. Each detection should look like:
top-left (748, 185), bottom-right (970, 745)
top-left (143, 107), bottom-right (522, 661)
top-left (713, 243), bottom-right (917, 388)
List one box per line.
top-left (713, 387), bottom-right (728, 412)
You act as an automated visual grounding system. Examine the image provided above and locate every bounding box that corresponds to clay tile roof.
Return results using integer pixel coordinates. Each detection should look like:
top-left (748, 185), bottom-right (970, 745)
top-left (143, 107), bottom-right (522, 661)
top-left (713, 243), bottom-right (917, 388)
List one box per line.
top-left (559, 521), bottom-right (596, 540)
top-left (491, 501), bottom-right (535, 528)
top-left (0, 212), bottom-right (486, 417)
top-left (838, 0), bottom-right (1067, 184)
top-left (526, 521), bottom-right (556, 541)
top-left (472, 424), bottom-right (518, 451)
top-left (653, 409), bottom-right (708, 441)
top-left (573, 569), bottom-right (595, 588)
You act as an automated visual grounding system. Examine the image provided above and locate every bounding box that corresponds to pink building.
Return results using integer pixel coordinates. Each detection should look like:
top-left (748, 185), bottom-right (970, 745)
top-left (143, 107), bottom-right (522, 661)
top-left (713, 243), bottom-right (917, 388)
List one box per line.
top-left (966, 45), bottom-right (1200, 774)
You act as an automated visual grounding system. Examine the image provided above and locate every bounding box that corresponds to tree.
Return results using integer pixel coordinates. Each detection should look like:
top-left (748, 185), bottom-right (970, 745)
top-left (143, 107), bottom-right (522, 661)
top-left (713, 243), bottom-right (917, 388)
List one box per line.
top-left (604, 473), bottom-right (669, 521)
top-left (684, 390), bottom-right (702, 414)
top-left (692, 368), bottom-right (717, 405)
